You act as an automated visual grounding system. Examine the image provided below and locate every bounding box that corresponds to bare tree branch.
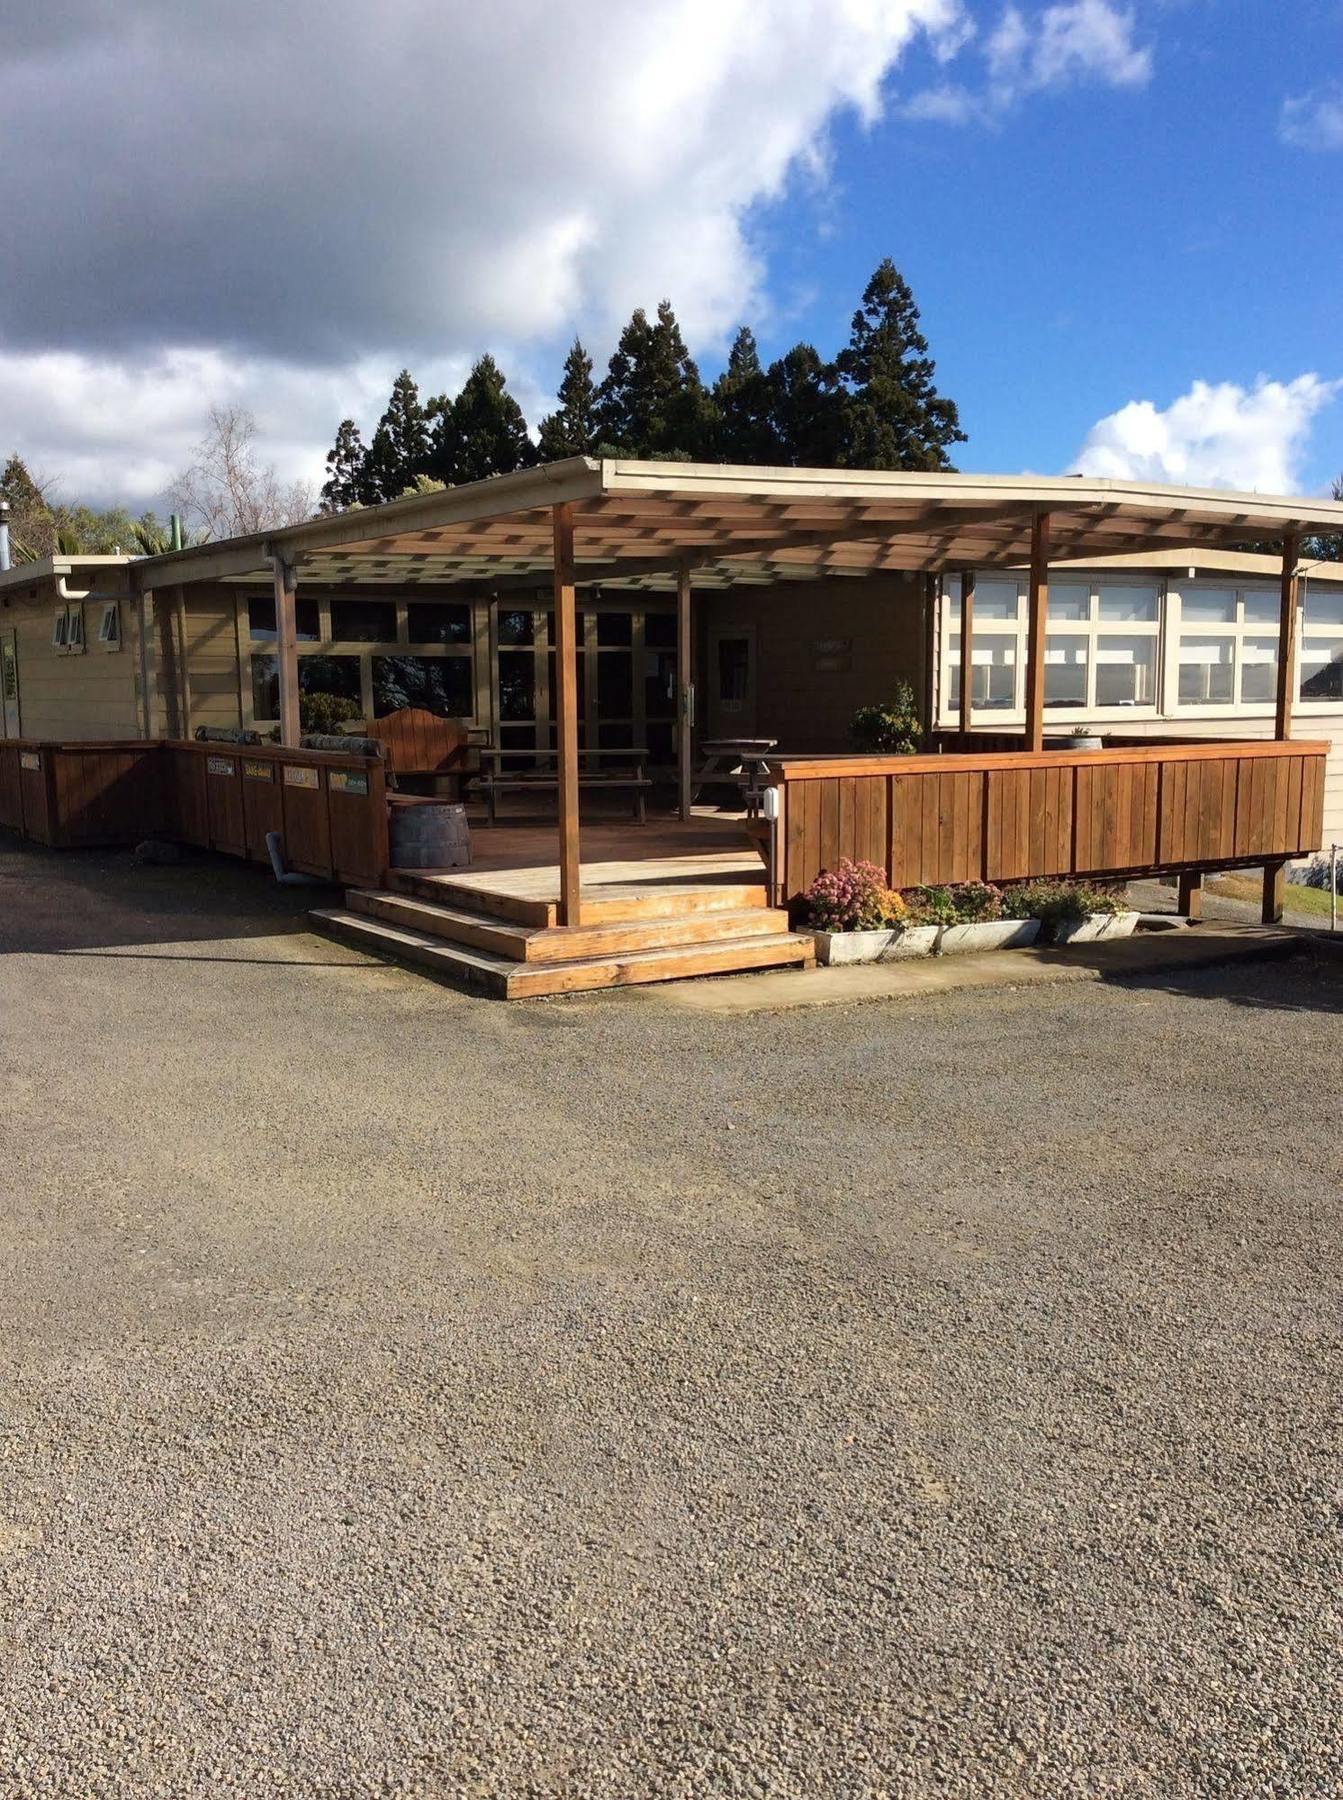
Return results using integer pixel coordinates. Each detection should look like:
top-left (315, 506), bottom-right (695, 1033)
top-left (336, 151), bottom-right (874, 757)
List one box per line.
top-left (169, 407), bottom-right (314, 540)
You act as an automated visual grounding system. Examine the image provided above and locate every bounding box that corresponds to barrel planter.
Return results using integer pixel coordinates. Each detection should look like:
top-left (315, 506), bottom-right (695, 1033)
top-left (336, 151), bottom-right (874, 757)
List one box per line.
top-left (388, 798), bottom-right (470, 870)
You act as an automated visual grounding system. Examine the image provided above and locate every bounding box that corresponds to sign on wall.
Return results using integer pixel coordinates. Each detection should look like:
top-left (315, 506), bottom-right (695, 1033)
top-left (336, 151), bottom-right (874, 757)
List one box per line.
top-left (206, 756), bottom-right (236, 777)
top-left (18, 751), bottom-right (40, 771)
top-left (282, 765), bottom-right (320, 789)
top-left (243, 759), bottom-right (275, 782)
top-left (328, 769), bottom-right (368, 796)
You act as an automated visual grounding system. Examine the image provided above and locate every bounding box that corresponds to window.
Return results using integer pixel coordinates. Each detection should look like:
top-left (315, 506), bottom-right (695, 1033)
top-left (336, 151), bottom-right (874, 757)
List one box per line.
top-left (644, 612), bottom-right (677, 649)
top-left (97, 601), bottom-right (121, 649)
top-left (329, 598), bottom-right (395, 642)
top-left (406, 601), bottom-right (471, 644)
top-left (498, 609), bottom-right (534, 646)
top-left (596, 611), bottom-right (632, 647)
top-left (373, 655), bottom-right (473, 718)
top-left (1300, 586), bottom-right (1343, 702)
top-left (941, 578), bottom-right (1158, 717)
top-left (65, 604), bottom-right (85, 654)
top-left (1176, 586), bottom-right (1282, 709)
top-left (51, 608), bottom-right (69, 650)
top-left (250, 654), bottom-right (361, 722)
top-left (248, 594), bottom-right (319, 640)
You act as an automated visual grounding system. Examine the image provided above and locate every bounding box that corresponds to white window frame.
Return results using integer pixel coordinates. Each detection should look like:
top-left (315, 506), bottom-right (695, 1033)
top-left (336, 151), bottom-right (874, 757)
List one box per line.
top-left (1168, 583), bottom-right (1284, 718)
top-left (938, 575), bottom-right (1163, 724)
top-left (1297, 577), bottom-right (1343, 711)
top-left (97, 600), bottom-right (122, 650)
top-left (51, 606), bottom-right (69, 652)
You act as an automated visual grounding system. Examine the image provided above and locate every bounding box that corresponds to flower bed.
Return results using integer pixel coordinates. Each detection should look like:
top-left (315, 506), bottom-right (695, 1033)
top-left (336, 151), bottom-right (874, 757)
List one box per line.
top-left (800, 866), bottom-right (1139, 964)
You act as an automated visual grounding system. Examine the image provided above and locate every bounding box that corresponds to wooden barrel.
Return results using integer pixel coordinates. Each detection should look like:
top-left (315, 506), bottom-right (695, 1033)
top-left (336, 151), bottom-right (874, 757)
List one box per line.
top-left (388, 798), bottom-right (470, 870)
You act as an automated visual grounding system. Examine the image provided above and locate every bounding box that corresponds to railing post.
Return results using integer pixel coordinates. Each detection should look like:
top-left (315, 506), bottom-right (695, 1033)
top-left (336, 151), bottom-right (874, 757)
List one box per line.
top-left (1262, 858), bottom-right (1286, 925)
top-left (677, 560), bottom-right (694, 822)
top-left (1023, 512), bottom-right (1051, 753)
top-left (1275, 531), bottom-right (1300, 741)
top-left (270, 552), bottom-right (301, 748)
top-left (552, 503), bottom-right (582, 927)
top-left (1177, 871), bottom-right (1202, 920)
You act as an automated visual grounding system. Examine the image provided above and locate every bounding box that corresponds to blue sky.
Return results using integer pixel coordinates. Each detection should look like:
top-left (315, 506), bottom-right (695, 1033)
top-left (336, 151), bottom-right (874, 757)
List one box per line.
top-left (740, 0), bottom-right (1342, 487)
top-left (5, 0), bottom-right (1341, 508)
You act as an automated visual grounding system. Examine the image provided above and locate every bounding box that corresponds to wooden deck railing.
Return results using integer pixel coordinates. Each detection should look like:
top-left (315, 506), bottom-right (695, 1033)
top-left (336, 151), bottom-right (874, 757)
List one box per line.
top-left (768, 739), bottom-right (1328, 903)
top-left (0, 738), bottom-right (388, 886)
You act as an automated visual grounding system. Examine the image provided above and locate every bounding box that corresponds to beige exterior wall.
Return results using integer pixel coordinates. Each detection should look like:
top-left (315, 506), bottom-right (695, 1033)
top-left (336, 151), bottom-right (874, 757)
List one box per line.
top-left (182, 584), bottom-right (245, 734)
top-left (1, 572), bottom-right (143, 740)
top-left (697, 573), bottom-right (927, 754)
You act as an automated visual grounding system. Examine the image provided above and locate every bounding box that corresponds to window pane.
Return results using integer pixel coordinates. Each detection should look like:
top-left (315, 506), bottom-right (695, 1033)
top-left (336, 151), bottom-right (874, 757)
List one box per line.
top-left (597, 651), bottom-right (634, 716)
top-left (1242, 589), bottom-right (1280, 625)
top-left (1303, 589), bottom-right (1343, 630)
top-left (1239, 637), bottom-right (1278, 704)
top-left (1047, 583), bottom-right (1090, 622)
top-left (248, 595), bottom-right (318, 640)
top-left (973, 581), bottom-right (1019, 622)
top-left (598, 720), bottom-right (635, 749)
top-left (372, 654), bottom-right (473, 718)
top-left (596, 611), bottom-right (632, 647)
top-left (498, 609), bottom-right (534, 645)
top-left (716, 637), bottom-right (750, 704)
top-left (947, 632), bottom-right (962, 709)
top-left (300, 655), bottom-right (361, 701)
top-left (330, 598), bottom-right (395, 642)
top-left (545, 651), bottom-right (587, 717)
top-left (968, 637), bottom-right (1016, 709)
top-left (1178, 636), bottom-right (1234, 704)
top-left (251, 654), bottom-right (278, 720)
top-left (1097, 585), bottom-right (1158, 623)
top-left (1044, 634), bottom-right (1088, 707)
top-left (646, 721), bottom-right (675, 765)
top-left (645, 650), bottom-right (676, 719)
top-left (1095, 635), bottom-right (1156, 706)
top-left (1182, 588), bottom-right (1236, 625)
top-left (498, 649), bottom-right (535, 720)
top-left (1300, 639), bottom-right (1343, 701)
top-left (406, 601), bottom-right (471, 644)
top-left (644, 612), bottom-right (677, 648)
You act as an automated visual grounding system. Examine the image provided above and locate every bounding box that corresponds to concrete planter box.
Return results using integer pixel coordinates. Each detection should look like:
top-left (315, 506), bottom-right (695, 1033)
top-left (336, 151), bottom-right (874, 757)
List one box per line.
top-left (936, 917), bottom-right (1041, 956)
top-left (1052, 909), bottom-right (1141, 945)
top-left (812, 924), bottom-right (939, 965)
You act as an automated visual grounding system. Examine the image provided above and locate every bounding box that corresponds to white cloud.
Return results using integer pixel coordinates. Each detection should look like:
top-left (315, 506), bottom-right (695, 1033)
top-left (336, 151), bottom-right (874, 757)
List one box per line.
top-left (1, 0), bottom-right (967, 508)
top-left (1070, 375), bottom-right (1341, 494)
top-left (903, 0), bottom-right (1150, 121)
top-left (1279, 87), bottom-right (1343, 152)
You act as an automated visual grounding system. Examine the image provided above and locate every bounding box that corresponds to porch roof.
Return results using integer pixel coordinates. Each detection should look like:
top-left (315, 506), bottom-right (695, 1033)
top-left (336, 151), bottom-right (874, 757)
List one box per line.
top-left (131, 457), bottom-right (1343, 593)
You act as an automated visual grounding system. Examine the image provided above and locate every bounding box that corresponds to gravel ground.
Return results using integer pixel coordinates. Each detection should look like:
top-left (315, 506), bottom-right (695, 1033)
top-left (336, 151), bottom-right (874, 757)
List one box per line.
top-left (1, 841), bottom-right (1341, 1798)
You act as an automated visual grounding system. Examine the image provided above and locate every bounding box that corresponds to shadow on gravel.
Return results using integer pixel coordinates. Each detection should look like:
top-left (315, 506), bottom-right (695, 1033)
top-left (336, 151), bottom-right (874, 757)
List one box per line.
top-left (0, 834), bottom-right (342, 957)
top-left (1105, 948), bottom-right (1343, 1018)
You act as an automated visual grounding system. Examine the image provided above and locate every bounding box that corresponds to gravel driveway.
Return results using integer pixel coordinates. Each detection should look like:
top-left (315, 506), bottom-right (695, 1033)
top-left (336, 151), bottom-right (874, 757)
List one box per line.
top-left (1, 842), bottom-right (1340, 1797)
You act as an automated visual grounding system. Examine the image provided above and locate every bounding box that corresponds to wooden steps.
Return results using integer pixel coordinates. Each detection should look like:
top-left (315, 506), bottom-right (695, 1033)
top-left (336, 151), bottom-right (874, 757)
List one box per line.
top-left (344, 888), bottom-right (793, 963)
top-left (388, 868), bottom-right (769, 929)
top-left (312, 906), bottom-right (814, 999)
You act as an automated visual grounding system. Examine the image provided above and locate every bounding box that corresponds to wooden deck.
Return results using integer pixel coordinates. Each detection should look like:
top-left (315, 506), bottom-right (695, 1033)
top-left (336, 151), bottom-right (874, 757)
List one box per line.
top-left (312, 812), bottom-right (814, 997)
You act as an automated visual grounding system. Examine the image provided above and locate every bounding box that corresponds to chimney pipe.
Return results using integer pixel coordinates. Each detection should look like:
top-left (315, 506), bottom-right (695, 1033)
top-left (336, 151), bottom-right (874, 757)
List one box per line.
top-left (170, 511), bottom-right (183, 552)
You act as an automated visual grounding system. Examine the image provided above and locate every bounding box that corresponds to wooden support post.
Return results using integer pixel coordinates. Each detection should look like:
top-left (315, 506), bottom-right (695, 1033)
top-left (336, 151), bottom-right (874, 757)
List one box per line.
top-left (1262, 859), bottom-right (1286, 925)
top-left (1177, 871), bottom-right (1202, 920)
top-left (272, 553), bottom-right (300, 748)
top-left (1275, 531), bottom-right (1300, 741)
top-left (552, 503), bottom-right (582, 927)
top-left (958, 568), bottom-right (975, 746)
top-left (1023, 512), bottom-right (1051, 754)
top-left (677, 560), bottom-right (693, 821)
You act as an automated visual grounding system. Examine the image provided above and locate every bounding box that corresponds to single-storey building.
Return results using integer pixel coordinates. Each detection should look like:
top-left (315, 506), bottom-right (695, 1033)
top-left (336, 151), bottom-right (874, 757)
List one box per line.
top-left (2, 460), bottom-right (1340, 993)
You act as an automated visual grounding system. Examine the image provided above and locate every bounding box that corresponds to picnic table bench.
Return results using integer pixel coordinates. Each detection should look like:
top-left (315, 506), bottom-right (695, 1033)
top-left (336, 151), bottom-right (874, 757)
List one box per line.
top-left (476, 746), bottom-right (651, 825)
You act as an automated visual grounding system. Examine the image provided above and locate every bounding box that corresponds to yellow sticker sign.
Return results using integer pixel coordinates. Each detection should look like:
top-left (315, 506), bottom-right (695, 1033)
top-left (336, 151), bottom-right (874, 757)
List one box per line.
top-left (243, 759), bottom-right (274, 781)
top-left (283, 764), bottom-right (319, 789)
top-left (329, 769), bottom-right (368, 796)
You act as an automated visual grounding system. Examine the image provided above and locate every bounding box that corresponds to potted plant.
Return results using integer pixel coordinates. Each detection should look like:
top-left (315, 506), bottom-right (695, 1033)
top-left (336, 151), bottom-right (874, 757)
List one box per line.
top-left (849, 682), bottom-right (922, 755)
top-left (801, 858), bottom-right (938, 963)
top-left (1002, 878), bottom-right (1140, 943)
top-left (923, 881), bottom-right (1042, 955)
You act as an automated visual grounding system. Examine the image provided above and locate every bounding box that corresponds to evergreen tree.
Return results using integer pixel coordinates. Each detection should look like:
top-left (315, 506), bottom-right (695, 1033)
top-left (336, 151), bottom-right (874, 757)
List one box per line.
top-left (762, 345), bottom-right (846, 467)
top-left (594, 300), bottom-right (714, 459)
top-left (362, 370), bottom-right (432, 502)
top-left (835, 259), bottom-right (965, 471)
top-left (432, 356), bottom-right (537, 486)
top-left (1, 454), bottom-right (56, 560)
top-left (320, 418), bottom-right (371, 512)
top-left (713, 327), bottom-right (776, 464)
top-left (537, 339), bottom-right (598, 461)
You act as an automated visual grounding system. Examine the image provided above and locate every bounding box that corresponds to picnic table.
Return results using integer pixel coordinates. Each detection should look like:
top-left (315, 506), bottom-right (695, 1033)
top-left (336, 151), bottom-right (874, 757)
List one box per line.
top-left (475, 746), bottom-right (651, 825)
top-left (692, 737), bottom-right (779, 817)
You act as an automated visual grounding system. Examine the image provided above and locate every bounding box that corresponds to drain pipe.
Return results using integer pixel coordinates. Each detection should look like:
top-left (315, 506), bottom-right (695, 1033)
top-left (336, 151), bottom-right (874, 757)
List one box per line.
top-left (265, 830), bottom-right (324, 887)
top-left (0, 500), bottom-right (10, 572)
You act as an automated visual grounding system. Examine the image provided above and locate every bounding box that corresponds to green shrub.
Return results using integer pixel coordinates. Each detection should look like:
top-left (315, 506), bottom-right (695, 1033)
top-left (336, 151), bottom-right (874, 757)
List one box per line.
top-left (850, 682), bottom-right (922, 755)
top-left (300, 690), bottom-right (363, 734)
top-left (1001, 878), bottom-right (1126, 928)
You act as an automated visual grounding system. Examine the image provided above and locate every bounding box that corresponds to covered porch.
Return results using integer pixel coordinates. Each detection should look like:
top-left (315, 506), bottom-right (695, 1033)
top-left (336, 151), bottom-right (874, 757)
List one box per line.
top-left (132, 458), bottom-right (1343, 993)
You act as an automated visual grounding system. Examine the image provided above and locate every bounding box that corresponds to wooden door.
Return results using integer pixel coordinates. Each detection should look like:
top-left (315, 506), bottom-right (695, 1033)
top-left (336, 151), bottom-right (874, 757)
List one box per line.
top-left (707, 625), bottom-right (756, 738)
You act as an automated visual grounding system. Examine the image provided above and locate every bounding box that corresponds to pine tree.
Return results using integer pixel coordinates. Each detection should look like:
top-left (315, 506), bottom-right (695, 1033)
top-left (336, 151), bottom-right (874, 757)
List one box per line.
top-left (320, 418), bottom-right (371, 512)
top-left (835, 259), bottom-right (965, 471)
top-left (594, 300), bottom-right (714, 459)
top-left (713, 327), bottom-right (776, 464)
top-left (433, 356), bottom-right (537, 487)
top-left (362, 370), bottom-right (432, 502)
top-left (537, 339), bottom-right (598, 461)
top-left (762, 345), bottom-right (846, 467)
top-left (0, 455), bottom-right (56, 560)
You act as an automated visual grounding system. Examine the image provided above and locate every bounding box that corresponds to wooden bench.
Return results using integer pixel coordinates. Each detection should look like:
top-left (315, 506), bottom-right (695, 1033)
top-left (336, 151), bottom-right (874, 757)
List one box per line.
top-left (355, 707), bottom-right (474, 794)
top-left (476, 747), bottom-right (651, 825)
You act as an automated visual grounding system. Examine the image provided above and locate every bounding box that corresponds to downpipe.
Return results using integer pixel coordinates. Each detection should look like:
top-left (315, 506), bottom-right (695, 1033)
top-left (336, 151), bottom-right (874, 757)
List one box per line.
top-left (265, 830), bottom-right (324, 887)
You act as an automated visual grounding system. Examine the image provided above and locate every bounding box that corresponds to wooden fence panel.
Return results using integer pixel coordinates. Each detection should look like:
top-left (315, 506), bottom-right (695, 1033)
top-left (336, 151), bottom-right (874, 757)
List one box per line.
top-left (241, 756), bottom-right (284, 863)
top-left (279, 763), bottom-right (333, 877)
top-left (18, 751), bottom-right (53, 844)
top-left (202, 752), bottom-right (246, 857)
top-left (327, 760), bottom-right (389, 886)
top-left (0, 744), bottom-right (23, 832)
